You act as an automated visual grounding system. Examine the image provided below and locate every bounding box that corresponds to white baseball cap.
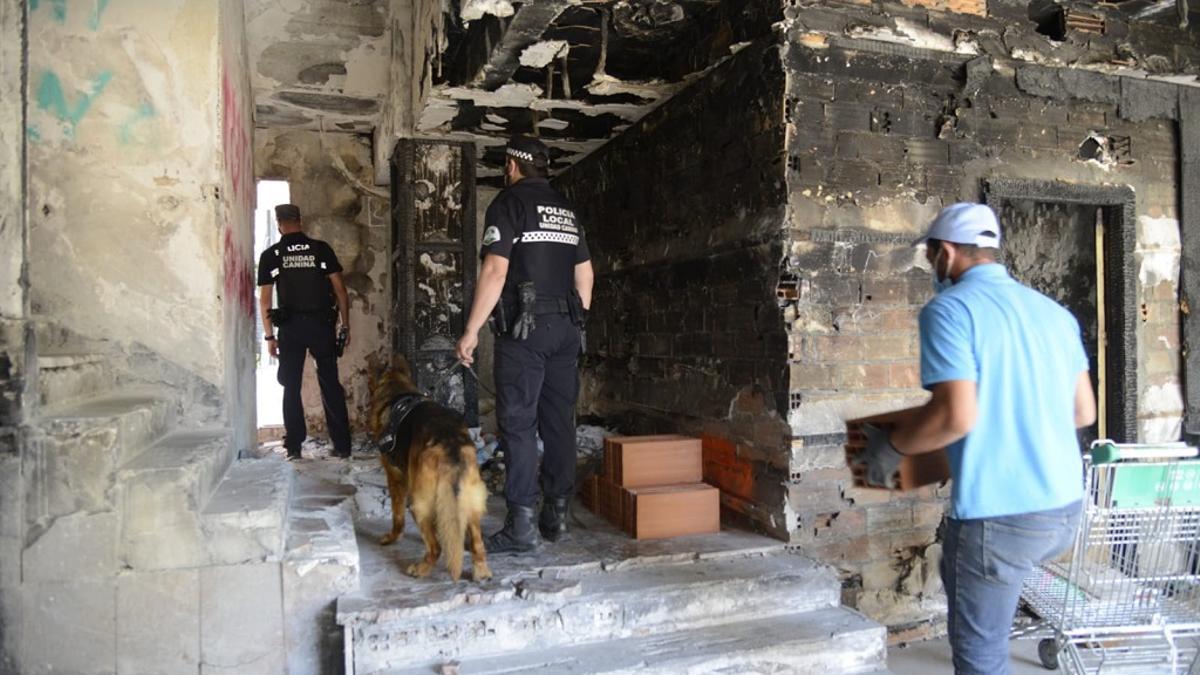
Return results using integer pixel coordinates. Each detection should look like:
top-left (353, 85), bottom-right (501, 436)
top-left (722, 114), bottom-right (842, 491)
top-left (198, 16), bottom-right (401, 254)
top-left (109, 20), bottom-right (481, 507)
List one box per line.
top-left (915, 202), bottom-right (1001, 248)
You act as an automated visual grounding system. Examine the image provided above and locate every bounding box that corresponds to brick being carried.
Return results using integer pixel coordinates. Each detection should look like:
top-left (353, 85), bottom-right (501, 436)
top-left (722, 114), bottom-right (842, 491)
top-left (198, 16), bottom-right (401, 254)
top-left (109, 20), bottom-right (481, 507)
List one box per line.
top-left (845, 407), bottom-right (950, 491)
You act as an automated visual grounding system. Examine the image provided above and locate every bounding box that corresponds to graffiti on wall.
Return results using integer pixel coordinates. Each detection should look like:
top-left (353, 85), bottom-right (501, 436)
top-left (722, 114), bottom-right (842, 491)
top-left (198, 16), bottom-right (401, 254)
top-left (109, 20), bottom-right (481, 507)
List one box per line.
top-left (221, 64), bottom-right (254, 317)
top-left (27, 1), bottom-right (159, 145)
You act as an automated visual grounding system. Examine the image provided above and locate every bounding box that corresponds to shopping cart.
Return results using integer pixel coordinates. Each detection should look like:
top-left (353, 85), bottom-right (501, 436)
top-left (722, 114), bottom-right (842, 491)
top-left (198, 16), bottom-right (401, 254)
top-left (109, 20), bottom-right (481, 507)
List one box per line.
top-left (1013, 441), bottom-right (1200, 673)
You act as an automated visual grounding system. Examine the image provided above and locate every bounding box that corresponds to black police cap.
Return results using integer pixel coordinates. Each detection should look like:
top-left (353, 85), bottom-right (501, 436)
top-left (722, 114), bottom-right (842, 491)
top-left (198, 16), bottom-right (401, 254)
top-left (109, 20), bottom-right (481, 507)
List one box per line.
top-left (506, 135), bottom-right (550, 168)
top-left (275, 204), bottom-right (301, 222)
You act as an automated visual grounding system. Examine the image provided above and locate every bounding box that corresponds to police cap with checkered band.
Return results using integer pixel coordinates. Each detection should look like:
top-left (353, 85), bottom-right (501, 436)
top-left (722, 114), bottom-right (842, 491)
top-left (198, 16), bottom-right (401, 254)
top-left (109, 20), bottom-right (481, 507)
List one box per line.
top-left (506, 135), bottom-right (550, 169)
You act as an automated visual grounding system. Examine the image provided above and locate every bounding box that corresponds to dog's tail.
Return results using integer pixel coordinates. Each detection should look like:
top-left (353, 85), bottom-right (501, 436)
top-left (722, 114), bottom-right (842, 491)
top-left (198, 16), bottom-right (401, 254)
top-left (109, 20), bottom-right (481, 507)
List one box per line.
top-left (433, 445), bottom-right (473, 580)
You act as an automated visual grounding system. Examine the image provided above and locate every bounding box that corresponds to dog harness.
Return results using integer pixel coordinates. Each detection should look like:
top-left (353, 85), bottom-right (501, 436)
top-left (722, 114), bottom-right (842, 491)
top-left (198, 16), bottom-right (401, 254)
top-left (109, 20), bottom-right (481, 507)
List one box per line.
top-left (380, 392), bottom-right (430, 459)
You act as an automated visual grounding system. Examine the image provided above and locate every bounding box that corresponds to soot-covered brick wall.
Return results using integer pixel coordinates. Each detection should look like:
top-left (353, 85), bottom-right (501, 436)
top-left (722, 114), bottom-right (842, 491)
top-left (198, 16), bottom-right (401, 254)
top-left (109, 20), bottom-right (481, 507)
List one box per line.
top-left (781, 10), bottom-right (1182, 628)
top-left (555, 38), bottom-right (794, 537)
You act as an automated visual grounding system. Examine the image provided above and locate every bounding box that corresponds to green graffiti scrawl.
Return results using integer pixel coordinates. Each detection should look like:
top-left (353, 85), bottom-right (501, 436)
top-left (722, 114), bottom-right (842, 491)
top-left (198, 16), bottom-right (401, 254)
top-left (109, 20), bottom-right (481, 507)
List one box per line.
top-left (30, 0), bottom-right (68, 22)
top-left (118, 102), bottom-right (155, 144)
top-left (88, 0), bottom-right (111, 30)
top-left (35, 70), bottom-right (113, 139)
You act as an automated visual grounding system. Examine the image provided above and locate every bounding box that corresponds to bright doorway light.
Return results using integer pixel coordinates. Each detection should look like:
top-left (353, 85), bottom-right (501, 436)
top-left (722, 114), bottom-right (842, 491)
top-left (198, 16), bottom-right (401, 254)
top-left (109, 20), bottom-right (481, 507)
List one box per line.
top-left (255, 180), bottom-right (290, 428)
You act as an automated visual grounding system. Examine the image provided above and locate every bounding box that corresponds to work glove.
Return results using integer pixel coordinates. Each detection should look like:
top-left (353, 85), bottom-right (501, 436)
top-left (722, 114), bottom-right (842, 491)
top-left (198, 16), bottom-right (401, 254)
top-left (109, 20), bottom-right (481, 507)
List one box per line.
top-left (853, 424), bottom-right (904, 489)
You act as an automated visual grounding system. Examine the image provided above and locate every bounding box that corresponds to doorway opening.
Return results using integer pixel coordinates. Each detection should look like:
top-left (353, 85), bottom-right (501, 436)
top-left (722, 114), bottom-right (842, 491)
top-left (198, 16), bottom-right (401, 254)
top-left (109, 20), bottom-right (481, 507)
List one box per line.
top-left (984, 179), bottom-right (1138, 444)
top-left (255, 179), bottom-right (291, 430)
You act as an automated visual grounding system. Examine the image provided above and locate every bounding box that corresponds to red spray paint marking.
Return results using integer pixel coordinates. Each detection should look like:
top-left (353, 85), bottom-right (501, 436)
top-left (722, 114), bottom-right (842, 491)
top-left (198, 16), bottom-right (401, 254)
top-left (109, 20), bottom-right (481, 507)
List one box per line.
top-left (221, 62), bottom-right (254, 317)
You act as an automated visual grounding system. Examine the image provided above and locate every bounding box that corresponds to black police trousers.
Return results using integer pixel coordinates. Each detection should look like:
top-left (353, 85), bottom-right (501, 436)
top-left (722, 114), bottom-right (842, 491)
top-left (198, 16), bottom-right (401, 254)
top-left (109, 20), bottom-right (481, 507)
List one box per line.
top-left (494, 312), bottom-right (581, 508)
top-left (277, 313), bottom-right (351, 457)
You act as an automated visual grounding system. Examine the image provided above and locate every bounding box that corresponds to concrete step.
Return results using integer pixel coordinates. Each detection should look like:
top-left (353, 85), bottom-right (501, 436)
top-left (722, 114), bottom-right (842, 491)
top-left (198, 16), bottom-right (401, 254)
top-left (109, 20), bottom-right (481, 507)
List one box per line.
top-left (284, 470), bottom-right (361, 675)
top-left (381, 606), bottom-right (888, 675)
top-left (37, 353), bottom-right (112, 408)
top-left (26, 390), bottom-right (175, 527)
top-left (339, 550), bottom-right (842, 671)
top-left (118, 428), bottom-right (235, 570)
top-left (201, 458), bottom-right (294, 566)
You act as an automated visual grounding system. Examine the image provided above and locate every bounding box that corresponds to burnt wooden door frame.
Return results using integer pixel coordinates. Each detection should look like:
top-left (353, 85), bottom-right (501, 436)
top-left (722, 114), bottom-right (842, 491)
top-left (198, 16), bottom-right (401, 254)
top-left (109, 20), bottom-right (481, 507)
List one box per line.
top-left (982, 178), bottom-right (1138, 443)
top-left (390, 139), bottom-right (479, 426)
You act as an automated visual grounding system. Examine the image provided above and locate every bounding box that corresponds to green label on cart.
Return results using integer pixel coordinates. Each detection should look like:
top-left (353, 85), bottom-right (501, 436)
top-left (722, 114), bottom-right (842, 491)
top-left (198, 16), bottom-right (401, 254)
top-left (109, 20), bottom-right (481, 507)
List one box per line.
top-left (1110, 463), bottom-right (1200, 508)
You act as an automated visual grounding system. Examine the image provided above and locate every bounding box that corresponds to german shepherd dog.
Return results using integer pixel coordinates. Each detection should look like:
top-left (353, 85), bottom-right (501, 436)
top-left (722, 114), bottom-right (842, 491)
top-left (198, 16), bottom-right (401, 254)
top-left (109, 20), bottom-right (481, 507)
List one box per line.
top-left (368, 359), bottom-right (491, 581)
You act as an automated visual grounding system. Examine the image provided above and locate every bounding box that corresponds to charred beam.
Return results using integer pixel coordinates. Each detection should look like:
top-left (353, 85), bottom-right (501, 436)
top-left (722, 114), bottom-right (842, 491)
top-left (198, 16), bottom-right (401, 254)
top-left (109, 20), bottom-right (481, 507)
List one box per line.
top-left (474, 0), bottom-right (573, 91)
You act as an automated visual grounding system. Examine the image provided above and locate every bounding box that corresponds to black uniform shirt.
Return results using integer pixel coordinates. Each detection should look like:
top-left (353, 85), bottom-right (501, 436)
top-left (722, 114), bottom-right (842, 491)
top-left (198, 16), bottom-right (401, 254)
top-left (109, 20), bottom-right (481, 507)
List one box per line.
top-left (480, 177), bottom-right (590, 301)
top-left (256, 232), bottom-right (342, 312)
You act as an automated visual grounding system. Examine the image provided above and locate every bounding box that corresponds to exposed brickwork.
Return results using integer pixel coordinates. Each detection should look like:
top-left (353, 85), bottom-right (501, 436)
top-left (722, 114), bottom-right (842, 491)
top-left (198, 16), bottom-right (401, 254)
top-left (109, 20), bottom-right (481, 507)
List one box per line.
top-left (781, 14), bottom-right (1182, 624)
top-left (563, 1), bottom-right (1188, 628)
top-left (555, 39), bottom-right (791, 536)
top-left (899, 0), bottom-right (985, 16)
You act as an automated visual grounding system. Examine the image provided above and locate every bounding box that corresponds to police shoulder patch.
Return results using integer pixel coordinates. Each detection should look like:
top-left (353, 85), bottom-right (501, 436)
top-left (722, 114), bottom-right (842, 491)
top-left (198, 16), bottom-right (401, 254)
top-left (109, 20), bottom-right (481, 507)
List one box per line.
top-left (482, 226), bottom-right (502, 246)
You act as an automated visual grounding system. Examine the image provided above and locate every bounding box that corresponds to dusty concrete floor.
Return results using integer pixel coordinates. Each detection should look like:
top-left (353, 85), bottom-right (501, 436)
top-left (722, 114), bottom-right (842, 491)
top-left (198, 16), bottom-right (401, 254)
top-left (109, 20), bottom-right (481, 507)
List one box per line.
top-left (279, 446), bottom-right (1069, 673)
top-left (280, 446), bottom-right (786, 608)
top-left (889, 635), bottom-right (1049, 674)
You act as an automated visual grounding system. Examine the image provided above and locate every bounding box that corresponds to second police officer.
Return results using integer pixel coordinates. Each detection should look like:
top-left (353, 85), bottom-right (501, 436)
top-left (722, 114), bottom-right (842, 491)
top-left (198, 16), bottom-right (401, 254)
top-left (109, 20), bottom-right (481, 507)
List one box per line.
top-left (257, 203), bottom-right (354, 461)
top-left (456, 136), bottom-right (594, 554)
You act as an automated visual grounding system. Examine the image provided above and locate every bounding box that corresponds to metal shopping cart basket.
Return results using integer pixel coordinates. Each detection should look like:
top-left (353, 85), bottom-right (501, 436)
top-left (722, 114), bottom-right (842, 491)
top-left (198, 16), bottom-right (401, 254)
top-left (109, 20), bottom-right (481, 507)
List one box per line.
top-left (1013, 441), bottom-right (1200, 673)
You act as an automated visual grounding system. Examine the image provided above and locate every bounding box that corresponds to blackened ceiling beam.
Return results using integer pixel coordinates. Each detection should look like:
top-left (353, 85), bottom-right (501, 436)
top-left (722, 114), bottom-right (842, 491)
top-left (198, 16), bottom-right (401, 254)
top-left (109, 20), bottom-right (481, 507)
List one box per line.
top-left (474, 0), bottom-right (574, 91)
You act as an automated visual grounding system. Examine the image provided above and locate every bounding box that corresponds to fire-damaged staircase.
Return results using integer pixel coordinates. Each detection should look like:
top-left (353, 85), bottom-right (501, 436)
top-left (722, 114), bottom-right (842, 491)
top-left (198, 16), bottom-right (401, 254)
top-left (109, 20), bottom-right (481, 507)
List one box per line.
top-left (18, 347), bottom-right (360, 674)
top-left (337, 519), bottom-right (892, 674)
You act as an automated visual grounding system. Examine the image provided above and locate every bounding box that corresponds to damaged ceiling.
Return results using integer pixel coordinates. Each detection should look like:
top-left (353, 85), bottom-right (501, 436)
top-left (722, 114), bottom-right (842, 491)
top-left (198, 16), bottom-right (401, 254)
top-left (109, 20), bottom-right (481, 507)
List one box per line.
top-left (418, 0), bottom-right (778, 185)
top-left (245, 0), bottom-right (390, 134)
top-left (244, 0), bottom-right (1200, 185)
top-left (245, 0), bottom-right (776, 185)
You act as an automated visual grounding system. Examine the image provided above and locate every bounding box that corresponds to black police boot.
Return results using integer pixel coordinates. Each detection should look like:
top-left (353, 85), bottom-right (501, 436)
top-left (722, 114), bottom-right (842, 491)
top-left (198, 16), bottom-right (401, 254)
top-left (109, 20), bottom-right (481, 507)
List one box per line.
top-left (486, 503), bottom-right (541, 554)
top-left (539, 496), bottom-right (569, 543)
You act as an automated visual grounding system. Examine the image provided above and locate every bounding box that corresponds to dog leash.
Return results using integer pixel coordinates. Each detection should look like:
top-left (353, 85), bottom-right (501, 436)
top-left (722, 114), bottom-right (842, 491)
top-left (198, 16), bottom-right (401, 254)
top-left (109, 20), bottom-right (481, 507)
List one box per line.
top-left (430, 360), bottom-right (589, 530)
top-left (427, 359), bottom-right (498, 399)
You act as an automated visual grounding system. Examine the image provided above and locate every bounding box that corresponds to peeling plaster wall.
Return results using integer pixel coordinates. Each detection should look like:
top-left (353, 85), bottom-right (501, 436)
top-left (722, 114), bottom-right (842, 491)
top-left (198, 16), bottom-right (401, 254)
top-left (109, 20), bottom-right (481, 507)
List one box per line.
top-left (1, 2), bottom-right (27, 669)
top-left (255, 129), bottom-right (390, 434)
top-left (555, 39), bottom-right (792, 538)
top-left (222, 0), bottom-right (256, 455)
top-left (375, 0), bottom-right (445, 185)
top-left (781, 5), bottom-right (1184, 629)
top-left (26, 0), bottom-right (253, 435)
top-left (245, 0), bottom-right (391, 135)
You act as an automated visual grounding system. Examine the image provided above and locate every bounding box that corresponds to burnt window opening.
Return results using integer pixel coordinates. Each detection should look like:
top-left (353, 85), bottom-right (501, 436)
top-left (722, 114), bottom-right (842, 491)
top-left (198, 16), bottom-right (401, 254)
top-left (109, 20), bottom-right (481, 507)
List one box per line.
top-left (1029, 0), bottom-right (1068, 41)
top-left (983, 179), bottom-right (1137, 444)
top-left (1078, 134), bottom-right (1134, 167)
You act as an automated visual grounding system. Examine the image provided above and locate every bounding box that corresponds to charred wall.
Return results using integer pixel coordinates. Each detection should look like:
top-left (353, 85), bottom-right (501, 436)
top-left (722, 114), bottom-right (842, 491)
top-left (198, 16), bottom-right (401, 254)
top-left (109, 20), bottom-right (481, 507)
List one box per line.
top-left (555, 38), bottom-right (792, 537)
top-left (781, 6), bottom-right (1183, 629)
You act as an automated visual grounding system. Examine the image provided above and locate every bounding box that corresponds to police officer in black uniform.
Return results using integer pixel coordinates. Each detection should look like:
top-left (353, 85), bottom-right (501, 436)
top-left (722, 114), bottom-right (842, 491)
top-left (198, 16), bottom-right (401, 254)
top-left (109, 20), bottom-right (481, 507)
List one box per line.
top-left (456, 136), bottom-right (594, 554)
top-left (257, 204), bottom-right (353, 460)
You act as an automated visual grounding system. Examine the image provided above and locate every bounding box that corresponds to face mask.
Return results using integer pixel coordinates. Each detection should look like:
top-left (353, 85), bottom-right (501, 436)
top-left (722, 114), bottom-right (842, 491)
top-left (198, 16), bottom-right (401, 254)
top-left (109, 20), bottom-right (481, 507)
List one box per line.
top-left (931, 247), bottom-right (954, 295)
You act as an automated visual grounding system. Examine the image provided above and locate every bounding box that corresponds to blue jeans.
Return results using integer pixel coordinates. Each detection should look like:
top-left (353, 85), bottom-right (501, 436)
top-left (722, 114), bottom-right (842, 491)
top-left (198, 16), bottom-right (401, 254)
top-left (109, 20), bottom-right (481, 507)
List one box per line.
top-left (941, 500), bottom-right (1082, 675)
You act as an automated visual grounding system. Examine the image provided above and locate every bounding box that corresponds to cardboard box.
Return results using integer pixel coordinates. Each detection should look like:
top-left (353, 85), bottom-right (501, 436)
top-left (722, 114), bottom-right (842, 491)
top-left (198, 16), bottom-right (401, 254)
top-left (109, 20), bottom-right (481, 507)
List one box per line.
top-left (845, 407), bottom-right (951, 491)
top-left (608, 436), bottom-right (702, 488)
top-left (623, 483), bottom-right (720, 540)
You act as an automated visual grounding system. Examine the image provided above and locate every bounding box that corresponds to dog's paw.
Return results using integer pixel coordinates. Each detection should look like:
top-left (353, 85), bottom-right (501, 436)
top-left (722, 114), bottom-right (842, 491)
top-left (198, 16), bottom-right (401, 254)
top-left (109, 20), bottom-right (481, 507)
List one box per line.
top-left (473, 563), bottom-right (493, 581)
top-left (379, 532), bottom-right (400, 546)
top-left (406, 562), bottom-right (433, 578)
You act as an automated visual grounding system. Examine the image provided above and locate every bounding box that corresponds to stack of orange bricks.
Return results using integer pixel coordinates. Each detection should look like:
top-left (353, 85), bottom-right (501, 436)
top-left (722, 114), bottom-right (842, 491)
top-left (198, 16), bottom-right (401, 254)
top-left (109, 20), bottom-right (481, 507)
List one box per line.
top-left (580, 435), bottom-right (720, 540)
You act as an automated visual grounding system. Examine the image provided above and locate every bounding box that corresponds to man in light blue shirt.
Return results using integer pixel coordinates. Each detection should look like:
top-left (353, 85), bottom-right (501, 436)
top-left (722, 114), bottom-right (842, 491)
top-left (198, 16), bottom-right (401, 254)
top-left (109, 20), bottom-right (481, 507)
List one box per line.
top-left (855, 203), bottom-right (1097, 674)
